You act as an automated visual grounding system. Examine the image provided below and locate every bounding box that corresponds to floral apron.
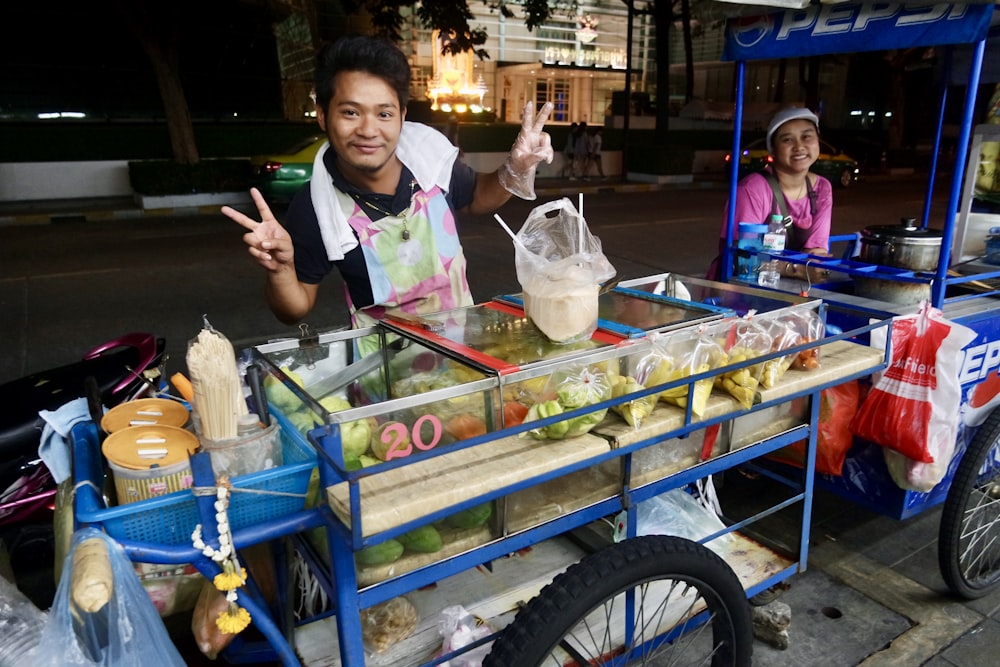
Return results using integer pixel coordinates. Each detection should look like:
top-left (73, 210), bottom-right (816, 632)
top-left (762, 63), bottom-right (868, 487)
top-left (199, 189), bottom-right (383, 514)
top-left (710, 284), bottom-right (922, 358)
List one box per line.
top-left (336, 185), bottom-right (473, 355)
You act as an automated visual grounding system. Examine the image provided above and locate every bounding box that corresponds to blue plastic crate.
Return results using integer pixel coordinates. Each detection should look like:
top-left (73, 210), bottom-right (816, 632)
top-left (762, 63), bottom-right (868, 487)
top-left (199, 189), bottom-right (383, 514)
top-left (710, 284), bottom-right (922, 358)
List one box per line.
top-left (75, 409), bottom-right (317, 546)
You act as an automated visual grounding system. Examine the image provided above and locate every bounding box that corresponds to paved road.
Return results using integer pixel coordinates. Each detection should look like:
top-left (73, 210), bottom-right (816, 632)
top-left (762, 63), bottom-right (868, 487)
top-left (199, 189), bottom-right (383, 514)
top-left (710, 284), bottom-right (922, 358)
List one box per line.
top-left (0, 174), bottom-right (945, 383)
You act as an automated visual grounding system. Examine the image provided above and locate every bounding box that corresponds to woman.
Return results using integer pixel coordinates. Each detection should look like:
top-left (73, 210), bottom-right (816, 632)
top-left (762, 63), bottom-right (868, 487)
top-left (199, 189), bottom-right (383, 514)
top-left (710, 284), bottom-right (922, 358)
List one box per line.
top-left (710, 107), bottom-right (832, 280)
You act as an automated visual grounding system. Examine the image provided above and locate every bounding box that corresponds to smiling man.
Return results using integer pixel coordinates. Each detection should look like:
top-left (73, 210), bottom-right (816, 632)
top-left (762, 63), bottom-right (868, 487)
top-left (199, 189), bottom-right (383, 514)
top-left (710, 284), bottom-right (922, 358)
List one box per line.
top-left (224, 35), bottom-right (553, 327)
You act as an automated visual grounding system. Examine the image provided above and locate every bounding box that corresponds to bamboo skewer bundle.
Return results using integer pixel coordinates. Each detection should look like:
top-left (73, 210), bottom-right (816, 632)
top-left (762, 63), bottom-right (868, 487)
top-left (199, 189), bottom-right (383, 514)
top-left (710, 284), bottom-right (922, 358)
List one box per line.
top-left (186, 325), bottom-right (247, 441)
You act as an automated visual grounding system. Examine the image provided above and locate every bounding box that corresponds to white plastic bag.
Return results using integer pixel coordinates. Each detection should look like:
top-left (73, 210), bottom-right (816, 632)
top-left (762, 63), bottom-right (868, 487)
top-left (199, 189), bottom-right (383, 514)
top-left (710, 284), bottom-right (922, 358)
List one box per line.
top-left (630, 487), bottom-right (732, 552)
top-left (514, 198), bottom-right (615, 343)
top-left (436, 605), bottom-right (494, 667)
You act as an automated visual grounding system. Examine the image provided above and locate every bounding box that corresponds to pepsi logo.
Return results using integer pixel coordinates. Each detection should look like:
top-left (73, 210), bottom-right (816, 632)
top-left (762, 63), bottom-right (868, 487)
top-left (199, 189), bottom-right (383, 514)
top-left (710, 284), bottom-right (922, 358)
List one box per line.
top-left (729, 15), bottom-right (774, 48)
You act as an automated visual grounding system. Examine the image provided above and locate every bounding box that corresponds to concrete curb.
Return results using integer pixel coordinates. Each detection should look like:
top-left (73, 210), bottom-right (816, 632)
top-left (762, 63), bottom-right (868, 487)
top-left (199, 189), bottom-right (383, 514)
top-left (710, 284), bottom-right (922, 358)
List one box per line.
top-left (0, 177), bottom-right (728, 227)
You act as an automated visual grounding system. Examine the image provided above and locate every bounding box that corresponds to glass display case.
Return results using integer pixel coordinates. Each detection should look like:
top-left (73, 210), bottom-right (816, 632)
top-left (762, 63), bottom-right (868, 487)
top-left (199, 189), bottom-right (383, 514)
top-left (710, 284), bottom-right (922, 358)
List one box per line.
top-left (952, 124), bottom-right (1000, 266)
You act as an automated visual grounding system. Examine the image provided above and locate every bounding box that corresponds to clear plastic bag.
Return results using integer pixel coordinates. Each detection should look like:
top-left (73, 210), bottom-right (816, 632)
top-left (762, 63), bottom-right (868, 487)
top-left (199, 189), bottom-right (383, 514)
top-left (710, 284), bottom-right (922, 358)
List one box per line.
top-left (633, 329), bottom-right (727, 418)
top-left (521, 363), bottom-right (613, 440)
top-left (28, 528), bottom-right (185, 667)
top-left (360, 596), bottom-right (419, 654)
top-left (514, 198), bottom-right (616, 344)
top-left (631, 487), bottom-right (732, 551)
top-left (711, 314), bottom-right (773, 409)
top-left (0, 572), bottom-right (47, 666)
top-left (436, 605), bottom-right (494, 667)
top-left (778, 310), bottom-right (825, 371)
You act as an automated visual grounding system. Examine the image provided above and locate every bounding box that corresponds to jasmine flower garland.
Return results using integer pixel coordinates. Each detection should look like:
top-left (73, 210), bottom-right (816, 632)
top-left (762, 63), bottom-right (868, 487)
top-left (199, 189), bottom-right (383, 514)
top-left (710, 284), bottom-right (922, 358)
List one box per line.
top-left (191, 483), bottom-right (252, 634)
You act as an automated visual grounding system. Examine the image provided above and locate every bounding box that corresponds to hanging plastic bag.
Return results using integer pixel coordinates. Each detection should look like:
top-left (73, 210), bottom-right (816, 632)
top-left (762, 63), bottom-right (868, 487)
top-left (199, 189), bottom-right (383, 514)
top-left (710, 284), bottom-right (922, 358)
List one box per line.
top-left (759, 310), bottom-right (824, 389)
top-left (28, 528), bottom-right (185, 667)
top-left (710, 313), bottom-right (772, 409)
top-left (514, 198), bottom-right (616, 344)
top-left (768, 380), bottom-right (860, 476)
top-left (633, 328), bottom-right (727, 418)
top-left (850, 303), bottom-right (975, 472)
top-left (521, 363), bottom-right (613, 440)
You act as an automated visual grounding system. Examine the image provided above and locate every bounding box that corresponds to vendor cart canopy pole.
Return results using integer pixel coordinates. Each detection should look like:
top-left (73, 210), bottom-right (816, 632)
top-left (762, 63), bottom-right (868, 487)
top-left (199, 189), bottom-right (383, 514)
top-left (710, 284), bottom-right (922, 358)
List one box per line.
top-left (721, 60), bottom-right (747, 282)
top-left (933, 37), bottom-right (987, 306)
top-left (923, 47), bottom-right (953, 233)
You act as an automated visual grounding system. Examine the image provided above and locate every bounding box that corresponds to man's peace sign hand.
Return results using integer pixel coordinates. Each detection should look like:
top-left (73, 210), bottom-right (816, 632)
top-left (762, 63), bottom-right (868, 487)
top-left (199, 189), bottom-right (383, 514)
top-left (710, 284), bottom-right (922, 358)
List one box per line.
top-left (222, 188), bottom-right (294, 273)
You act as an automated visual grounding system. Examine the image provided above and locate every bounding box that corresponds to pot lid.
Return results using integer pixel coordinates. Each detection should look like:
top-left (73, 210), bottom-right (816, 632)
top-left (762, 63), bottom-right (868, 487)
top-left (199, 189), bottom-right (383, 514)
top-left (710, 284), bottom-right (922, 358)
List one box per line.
top-left (101, 397), bottom-right (190, 433)
top-left (102, 425), bottom-right (198, 470)
top-left (861, 219), bottom-right (943, 244)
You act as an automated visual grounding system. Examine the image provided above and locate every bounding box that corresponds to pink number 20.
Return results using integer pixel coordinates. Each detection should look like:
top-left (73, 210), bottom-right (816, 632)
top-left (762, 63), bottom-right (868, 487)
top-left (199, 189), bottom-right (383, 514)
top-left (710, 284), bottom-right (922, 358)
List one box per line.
top-left (381, 415), bottom-right (443, 461)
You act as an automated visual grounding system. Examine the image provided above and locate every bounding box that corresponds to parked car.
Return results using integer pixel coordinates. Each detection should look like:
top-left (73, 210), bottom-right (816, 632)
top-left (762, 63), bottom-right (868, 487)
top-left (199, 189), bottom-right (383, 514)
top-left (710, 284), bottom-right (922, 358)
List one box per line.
top-left (725, 137), bottom-right (860, 187)
top-left (250, 136), bottom-right (325, 203)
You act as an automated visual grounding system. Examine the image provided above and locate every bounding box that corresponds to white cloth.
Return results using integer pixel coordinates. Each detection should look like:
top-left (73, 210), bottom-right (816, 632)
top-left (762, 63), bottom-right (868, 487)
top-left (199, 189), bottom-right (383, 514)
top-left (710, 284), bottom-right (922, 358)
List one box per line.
top-left (311, 122), bottom-right (460, 261)
top-left (38, 396), bottom-right (92, 484)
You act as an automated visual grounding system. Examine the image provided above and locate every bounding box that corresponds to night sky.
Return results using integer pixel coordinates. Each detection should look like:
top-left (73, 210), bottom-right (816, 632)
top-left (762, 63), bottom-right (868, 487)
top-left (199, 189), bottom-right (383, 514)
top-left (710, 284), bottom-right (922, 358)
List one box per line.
top-left (1, 0), bottom-right (285, 120)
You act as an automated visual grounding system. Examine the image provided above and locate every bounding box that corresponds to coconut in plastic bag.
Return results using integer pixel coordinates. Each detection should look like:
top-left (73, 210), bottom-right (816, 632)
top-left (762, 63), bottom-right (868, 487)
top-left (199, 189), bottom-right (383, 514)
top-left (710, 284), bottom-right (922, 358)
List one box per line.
top-left (513, 198), bottom-right (615, 344)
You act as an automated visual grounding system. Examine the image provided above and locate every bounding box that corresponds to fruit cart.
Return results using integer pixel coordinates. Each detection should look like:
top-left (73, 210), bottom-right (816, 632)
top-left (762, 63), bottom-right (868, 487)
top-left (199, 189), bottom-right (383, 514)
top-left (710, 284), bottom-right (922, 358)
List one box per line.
top-left (263, 283), bottom-right (891, 665)
top-left (717, 1), bottom-right (1000, 600)
top-left (70, 281), bottom-right (890, 666)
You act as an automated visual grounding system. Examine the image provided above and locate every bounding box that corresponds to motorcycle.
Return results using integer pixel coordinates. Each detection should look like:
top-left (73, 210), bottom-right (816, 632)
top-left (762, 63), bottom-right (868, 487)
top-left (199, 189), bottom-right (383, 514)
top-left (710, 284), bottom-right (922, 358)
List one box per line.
top-left (0, 332), bottom-right (167, 605)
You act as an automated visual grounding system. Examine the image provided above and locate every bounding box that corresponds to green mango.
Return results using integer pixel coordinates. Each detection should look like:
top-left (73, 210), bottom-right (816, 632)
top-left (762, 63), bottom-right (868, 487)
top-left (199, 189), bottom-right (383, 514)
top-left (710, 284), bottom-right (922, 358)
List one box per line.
top-left (442, 502), bottom-right (493, 529)
top-left (355, 539), bottom-right (404, 566)
top-left (398, 525), bottom-right (443, 553)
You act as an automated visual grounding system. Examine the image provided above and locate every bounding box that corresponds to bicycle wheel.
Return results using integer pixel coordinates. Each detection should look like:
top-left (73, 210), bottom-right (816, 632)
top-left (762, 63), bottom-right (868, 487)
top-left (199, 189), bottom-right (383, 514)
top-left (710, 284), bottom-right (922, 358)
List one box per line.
top-left (484, 535), bottom-right (752, 667)
top-left (939, 408), bottom-right (1000, 599)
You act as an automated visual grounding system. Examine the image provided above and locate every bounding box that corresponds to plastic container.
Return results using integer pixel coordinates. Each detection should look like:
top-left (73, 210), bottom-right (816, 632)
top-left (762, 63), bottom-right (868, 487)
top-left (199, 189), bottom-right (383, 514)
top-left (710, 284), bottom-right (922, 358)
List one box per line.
top-left (758, 214), bottom-right (787, 287)
top-left (736, 222), bottom-right (768, 279)
top-left (101, 397), bottom-right (189, 433)
top-left (102, 425), bottom-right (198, 504)
top-left (200, 414), bottom-right (282, 478)
top-left (74, 408), bottom-right (316, 547)
top-left (986, 226), bottom-right (1000, 265)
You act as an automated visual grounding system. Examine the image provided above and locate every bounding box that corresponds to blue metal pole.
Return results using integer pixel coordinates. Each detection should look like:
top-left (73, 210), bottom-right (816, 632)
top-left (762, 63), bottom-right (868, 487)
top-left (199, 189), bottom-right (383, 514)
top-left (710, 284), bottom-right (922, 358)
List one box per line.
top-left (922, 48), bottom-right (951, 230)
top-left (722, 61), bottom-right (747, 282)
top-left (932, 38), bottom-right (985, 307)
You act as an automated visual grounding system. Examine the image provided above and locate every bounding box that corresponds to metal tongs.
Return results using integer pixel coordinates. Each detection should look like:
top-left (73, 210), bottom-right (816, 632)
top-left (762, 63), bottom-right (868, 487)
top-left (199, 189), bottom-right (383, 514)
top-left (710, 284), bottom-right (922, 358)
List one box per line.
top-left (303, 337), bottom-right (408, 399)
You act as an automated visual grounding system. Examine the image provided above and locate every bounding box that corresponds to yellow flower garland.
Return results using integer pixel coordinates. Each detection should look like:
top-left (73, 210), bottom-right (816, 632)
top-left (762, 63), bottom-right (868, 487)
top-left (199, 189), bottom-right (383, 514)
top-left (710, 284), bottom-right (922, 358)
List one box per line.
top-left (191, 482), bottom-right (252, 636)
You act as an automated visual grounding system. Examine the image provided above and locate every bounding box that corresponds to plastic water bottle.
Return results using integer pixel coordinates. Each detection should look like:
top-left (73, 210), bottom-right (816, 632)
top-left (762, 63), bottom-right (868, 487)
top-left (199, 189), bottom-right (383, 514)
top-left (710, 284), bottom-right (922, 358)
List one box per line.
top-left (758, 214), bottom-right (786, 287)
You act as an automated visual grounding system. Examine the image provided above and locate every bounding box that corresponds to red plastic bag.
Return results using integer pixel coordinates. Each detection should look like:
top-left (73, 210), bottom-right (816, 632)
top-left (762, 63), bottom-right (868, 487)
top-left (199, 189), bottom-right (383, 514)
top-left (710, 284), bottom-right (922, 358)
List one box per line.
top-left (850, 303), bottom-right (975, 465)
top-left (768, 381), bottom-right (859, 476)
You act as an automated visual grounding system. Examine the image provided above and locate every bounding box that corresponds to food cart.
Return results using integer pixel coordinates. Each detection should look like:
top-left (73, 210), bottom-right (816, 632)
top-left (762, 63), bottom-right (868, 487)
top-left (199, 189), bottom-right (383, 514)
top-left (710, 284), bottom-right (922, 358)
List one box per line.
top-left (718, 0), bottom-right (1000, 601)
top-left (73, 282), bottom-right (889, 666)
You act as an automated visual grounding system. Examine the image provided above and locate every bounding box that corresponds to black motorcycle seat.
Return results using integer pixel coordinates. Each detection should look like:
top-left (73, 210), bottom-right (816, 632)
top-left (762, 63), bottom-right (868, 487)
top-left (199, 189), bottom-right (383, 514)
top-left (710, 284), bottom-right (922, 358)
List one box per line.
top-left (0, 346), bottom-right (147, 459)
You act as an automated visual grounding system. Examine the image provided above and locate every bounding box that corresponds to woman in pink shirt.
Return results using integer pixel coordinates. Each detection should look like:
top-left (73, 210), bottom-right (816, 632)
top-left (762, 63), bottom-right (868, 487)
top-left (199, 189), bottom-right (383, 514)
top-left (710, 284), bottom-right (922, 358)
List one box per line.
top-left (710, 107), bottom-right (833, 280)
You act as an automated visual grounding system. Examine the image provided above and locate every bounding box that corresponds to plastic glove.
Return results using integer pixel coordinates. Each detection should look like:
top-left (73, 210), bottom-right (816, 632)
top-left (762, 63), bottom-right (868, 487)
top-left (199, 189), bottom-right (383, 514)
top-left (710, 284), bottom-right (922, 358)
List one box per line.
top-left (498, 100), bottom-right (554, 200)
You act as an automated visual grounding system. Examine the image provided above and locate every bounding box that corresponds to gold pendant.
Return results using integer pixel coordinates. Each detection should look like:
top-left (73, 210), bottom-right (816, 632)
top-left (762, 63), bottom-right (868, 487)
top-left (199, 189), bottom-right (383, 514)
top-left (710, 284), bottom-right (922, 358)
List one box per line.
top-left (402, 228), bottom-right (410, 241)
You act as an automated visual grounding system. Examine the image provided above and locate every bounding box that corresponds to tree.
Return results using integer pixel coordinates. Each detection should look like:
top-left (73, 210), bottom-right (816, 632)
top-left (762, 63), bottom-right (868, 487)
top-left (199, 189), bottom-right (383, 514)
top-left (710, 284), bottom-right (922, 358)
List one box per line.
top-left (115, 1), bottom-right (200, 164)
top-left (114, 0), bottom-right (292, 165)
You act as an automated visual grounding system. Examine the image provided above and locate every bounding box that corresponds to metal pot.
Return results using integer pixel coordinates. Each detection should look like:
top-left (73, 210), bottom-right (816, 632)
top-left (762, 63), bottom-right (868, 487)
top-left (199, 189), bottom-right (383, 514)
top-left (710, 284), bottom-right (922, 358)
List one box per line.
top-left (858, 218), bottom-right (943, 272)
top-left (853, 276), bottom-right (930, 306)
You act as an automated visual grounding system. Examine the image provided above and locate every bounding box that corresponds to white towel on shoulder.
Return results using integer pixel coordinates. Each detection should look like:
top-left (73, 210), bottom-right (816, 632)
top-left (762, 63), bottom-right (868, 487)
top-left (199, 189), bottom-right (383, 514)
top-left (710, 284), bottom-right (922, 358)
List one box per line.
top-left (311, 122), bottom-right (460, 261)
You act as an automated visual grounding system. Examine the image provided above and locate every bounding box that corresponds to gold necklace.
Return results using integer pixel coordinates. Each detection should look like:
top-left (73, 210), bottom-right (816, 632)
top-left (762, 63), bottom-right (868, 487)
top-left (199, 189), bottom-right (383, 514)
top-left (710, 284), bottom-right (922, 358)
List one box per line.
top-left (350, 180), bottom-right (417, 240)
top-left (781, 177), bottom-right (806, 201)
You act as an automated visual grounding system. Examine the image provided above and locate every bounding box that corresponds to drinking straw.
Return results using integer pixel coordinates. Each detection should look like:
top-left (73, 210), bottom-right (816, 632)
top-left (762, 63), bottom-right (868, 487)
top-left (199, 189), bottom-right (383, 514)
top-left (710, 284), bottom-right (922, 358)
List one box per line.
top-left (494, 213), bottom-right (529, 252)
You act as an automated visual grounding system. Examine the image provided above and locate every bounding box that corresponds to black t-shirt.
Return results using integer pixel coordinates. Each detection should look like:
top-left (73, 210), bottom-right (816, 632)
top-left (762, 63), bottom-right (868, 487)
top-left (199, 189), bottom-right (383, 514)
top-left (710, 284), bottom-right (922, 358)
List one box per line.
top-left (284, 148), bottom-right (477, 310)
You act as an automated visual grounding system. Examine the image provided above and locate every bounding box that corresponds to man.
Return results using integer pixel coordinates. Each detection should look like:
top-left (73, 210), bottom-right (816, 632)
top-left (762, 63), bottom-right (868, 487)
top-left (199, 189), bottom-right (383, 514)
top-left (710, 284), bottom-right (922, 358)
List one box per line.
top-left (224, 35), bottom-right (553, 328)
